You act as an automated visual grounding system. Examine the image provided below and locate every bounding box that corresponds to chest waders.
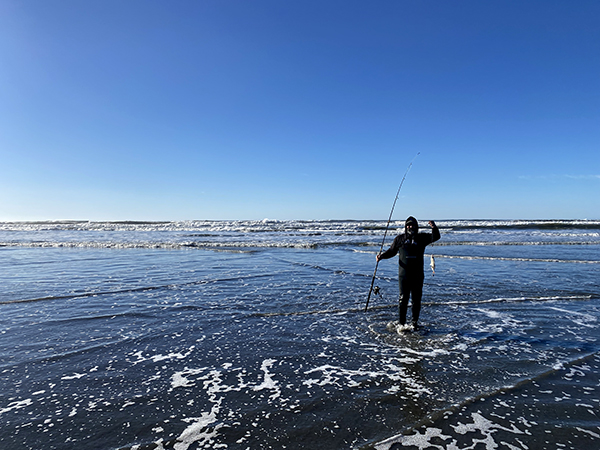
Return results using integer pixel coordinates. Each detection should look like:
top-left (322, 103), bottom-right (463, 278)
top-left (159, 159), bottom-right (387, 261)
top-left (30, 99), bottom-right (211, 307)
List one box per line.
top-left (398, 243), bottom-right (426, 326)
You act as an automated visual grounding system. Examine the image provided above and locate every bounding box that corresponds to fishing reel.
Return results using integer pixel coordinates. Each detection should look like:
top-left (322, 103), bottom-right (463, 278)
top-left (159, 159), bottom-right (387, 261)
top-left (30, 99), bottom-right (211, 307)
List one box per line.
top-left (373, 286), bottom-right (384, 299)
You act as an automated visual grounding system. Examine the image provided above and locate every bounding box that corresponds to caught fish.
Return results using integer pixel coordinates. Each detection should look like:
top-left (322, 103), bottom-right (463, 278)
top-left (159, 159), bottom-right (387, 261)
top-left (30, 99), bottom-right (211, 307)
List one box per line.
top-left (430, 255), bottom-right (435, 276)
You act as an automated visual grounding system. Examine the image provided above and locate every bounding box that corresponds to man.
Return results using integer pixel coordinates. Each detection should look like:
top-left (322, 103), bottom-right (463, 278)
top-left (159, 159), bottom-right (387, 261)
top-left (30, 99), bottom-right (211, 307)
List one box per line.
top-left (376, 216), bottom-right (440, 329)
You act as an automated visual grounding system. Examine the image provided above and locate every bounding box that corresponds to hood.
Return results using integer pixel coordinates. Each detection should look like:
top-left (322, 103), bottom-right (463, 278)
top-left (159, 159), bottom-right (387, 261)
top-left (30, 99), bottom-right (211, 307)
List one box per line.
top-left (405, 216), bottom-right (419, 236)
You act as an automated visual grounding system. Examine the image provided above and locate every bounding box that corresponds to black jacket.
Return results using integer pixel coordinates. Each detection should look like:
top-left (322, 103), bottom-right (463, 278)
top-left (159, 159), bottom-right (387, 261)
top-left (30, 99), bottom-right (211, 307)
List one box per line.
top-left (379, 226), bottom-right (440, 279)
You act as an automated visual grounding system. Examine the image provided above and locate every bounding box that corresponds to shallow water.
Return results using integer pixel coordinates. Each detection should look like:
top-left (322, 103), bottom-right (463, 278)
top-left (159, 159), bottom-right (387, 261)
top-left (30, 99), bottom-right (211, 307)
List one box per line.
top-left (0, 220), bottom-right (598, 449)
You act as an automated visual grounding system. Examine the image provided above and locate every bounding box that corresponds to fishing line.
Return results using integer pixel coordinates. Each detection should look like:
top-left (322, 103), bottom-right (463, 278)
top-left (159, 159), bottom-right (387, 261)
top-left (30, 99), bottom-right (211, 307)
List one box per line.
top-left (365, 152), bottom-right (420, 312)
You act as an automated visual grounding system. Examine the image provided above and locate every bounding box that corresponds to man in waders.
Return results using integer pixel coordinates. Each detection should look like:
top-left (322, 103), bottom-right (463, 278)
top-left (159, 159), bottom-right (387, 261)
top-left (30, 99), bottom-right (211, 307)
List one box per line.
top-left (376, 217), bottom-right (440, 329)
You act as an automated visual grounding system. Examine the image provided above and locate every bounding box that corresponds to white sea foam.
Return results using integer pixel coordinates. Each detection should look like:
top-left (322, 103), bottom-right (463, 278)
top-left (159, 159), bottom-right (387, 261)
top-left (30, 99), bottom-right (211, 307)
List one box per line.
top-left (1, 219), bottom-right (598, 251)
top-left (0, 398), bottom-right (33, 415)
top-left (576, 427), bottom-right (600, 439)
top-left (161, 360), bottom-right (291, 448)
top-left (375, 427), bottom-right (451, 450)
top-left (174, 405), bottom-right (224, 450)
top-left (130, 346), bottom-right (195, 366)
top-left (253, 359), bottom-right (281, 400)
top-left (61, 373), bottom-right (86, 380)
top-left (548, 307), bottom-right (597, 328)
top-left (303, 361), bottom-right (432, 398)
top-left (377, 412), bottom-right (527, 450)
top-left (171, 369), bottom-right (204, 390)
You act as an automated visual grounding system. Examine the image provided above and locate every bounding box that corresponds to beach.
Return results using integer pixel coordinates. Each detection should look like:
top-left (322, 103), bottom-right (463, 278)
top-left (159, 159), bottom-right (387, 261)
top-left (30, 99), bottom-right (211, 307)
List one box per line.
top-left (1, 219), bottom-right (599, 449)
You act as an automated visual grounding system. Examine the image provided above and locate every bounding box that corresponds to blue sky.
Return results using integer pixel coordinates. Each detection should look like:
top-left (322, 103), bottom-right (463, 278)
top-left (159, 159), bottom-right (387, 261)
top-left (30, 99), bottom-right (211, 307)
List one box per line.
top-left (1, 1), bottom-right (598, 221)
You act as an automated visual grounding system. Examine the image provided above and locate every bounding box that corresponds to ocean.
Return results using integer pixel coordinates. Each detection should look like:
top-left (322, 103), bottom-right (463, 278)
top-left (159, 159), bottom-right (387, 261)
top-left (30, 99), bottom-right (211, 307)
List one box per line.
top-left (0, 219), bottom-right (598, 450)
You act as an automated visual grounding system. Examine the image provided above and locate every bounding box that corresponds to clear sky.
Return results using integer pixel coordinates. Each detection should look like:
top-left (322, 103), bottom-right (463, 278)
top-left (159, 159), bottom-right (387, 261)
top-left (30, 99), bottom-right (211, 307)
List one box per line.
top-left (1, 1), bottom-right (599, 221)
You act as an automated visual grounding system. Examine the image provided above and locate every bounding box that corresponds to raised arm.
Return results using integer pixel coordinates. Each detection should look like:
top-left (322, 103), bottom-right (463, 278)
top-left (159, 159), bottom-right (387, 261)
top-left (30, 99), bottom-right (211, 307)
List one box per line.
top-left (429, 221), bottom-right (440, 243)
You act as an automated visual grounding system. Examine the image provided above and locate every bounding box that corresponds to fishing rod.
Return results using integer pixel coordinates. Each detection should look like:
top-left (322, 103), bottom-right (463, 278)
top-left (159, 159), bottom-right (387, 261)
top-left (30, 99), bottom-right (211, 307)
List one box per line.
top-left (365, 152), bottom-right (419, 312)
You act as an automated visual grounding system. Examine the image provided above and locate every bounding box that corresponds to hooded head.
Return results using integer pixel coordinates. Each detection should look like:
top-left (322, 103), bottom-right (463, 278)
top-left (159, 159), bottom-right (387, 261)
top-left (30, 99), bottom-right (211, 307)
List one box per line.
top-left (405, 216), bottom-right (418, 238)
